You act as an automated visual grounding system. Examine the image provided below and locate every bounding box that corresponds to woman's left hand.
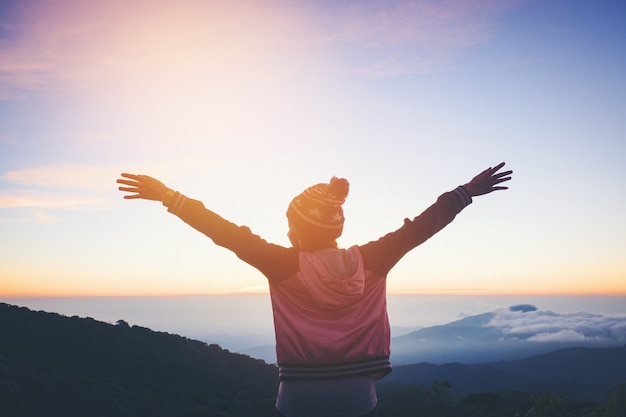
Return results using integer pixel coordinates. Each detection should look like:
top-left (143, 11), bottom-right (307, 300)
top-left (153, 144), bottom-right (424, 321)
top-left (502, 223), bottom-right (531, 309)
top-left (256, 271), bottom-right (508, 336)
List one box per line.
top-left (463, 162), bottom-right (513, 197)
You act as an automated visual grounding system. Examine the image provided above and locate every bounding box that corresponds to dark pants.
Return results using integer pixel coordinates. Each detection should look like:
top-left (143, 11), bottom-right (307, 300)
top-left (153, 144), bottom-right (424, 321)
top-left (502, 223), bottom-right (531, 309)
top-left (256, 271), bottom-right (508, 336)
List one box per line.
top-left (276, 405), bottom-right (379, 417)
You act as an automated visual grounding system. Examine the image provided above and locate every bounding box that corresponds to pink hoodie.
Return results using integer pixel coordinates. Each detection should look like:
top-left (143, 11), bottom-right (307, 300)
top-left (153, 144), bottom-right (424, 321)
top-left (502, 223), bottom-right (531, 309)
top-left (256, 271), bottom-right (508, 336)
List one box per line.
top-left (270, 247), bottom-right (391, 380)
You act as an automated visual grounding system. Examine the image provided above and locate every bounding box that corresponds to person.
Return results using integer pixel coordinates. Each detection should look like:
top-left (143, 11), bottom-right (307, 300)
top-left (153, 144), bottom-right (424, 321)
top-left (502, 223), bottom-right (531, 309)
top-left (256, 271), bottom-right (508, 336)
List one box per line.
top-left (117, 162), bottom-right (512, 417)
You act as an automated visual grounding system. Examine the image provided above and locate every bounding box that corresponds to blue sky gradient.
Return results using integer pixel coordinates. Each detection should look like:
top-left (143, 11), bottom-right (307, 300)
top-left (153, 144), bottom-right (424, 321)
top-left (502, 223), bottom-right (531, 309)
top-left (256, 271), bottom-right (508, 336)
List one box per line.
top-left (1, 0), bottom-right (625, 296)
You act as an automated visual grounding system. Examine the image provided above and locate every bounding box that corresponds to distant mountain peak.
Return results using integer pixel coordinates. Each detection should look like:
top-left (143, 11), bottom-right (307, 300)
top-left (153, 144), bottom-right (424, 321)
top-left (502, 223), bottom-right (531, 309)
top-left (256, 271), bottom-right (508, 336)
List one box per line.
top-left (509, 304), bottom-right (538, 312)
top-left (390, 304), bottom-right (625, 366)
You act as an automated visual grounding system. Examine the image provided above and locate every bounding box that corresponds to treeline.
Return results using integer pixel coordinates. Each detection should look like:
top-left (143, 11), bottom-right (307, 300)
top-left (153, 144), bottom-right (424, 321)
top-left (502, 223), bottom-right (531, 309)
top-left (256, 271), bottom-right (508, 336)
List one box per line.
top-left (0, 303), bottom-right (278, 416)
top-left (376, 379), bottom-right (626, 417)
top-left (1, 302), bottom-right (624, 417)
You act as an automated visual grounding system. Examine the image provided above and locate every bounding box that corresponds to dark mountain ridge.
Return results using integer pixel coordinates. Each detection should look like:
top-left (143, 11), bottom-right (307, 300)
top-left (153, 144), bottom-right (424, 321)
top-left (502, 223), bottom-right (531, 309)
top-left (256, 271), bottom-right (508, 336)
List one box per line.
top-left (0, 302), bottom-right (278, 417)
top-left (1, 302), bottom-right (624, 416)
top-left (384, 345), bottom-right (626, 404)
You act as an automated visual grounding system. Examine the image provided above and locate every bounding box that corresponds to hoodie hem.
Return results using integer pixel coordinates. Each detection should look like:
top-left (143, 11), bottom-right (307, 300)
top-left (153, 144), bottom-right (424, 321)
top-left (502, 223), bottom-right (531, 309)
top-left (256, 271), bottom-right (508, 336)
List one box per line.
top-left (278, 356), bottom-right (392, 381)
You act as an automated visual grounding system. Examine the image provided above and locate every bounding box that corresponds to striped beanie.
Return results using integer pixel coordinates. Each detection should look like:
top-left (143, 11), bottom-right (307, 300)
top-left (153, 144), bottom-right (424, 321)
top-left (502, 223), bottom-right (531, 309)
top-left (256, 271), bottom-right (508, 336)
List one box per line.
top-left (286, 176), bottom-right (349, 239)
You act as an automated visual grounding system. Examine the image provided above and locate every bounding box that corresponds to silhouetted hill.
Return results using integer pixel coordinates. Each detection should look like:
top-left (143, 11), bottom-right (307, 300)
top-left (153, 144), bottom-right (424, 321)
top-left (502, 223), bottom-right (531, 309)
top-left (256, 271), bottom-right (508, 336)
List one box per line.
top-left (2, 302), bottom-right (624, 417)
top-left (0, 303), bottom-right (278, 417)
top-left (384, 345), bottom-right (626, 404)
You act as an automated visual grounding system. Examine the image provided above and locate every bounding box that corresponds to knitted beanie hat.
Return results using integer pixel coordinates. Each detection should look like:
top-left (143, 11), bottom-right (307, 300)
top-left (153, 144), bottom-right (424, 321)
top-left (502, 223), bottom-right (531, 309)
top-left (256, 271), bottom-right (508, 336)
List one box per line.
top-left (286, 176), bottom-right (349, 239)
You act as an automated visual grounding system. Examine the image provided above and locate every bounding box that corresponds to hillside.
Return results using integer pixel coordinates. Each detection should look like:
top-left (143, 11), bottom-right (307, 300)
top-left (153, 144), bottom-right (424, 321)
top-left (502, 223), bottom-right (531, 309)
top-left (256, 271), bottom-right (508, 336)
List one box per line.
top-left (384, 345), bottom-right (626, 404)
top-left (0, 303), bottom-right (278, 417)
top-left (2, 301), bottom-right (624, 416)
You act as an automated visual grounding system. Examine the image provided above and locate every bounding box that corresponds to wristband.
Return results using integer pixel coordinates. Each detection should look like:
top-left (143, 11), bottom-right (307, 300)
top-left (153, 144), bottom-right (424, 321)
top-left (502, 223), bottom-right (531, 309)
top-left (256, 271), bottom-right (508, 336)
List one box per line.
top-left (162, 189), bottom-right (175, 207)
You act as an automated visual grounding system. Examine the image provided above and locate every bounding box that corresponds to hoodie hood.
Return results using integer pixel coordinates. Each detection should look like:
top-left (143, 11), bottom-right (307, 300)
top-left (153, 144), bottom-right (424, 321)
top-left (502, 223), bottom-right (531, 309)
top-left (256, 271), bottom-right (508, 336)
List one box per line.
top-left (298, 246), bottom-right (365, 310)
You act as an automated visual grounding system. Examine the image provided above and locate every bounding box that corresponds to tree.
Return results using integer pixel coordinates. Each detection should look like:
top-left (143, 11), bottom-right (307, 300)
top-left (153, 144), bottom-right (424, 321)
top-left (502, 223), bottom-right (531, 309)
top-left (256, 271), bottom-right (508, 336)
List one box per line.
top-left (605, 383), bottom-right (626, 417)
top-left (517, 392), bottom-right (569, 417)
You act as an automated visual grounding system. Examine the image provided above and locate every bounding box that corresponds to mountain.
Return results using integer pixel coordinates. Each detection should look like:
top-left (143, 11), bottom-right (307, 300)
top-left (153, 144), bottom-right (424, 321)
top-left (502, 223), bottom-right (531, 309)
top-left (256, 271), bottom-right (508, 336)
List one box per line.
top-left (2, 301), bottom-right (624, 416)
top-left (0, 303), bottom-right (278, 417)
top-left (382, 345), bottom-right (626, 404)
top-left (390, 304), bottom-right (626, 365)
top-left (241, 304), bottom-right (626, 366)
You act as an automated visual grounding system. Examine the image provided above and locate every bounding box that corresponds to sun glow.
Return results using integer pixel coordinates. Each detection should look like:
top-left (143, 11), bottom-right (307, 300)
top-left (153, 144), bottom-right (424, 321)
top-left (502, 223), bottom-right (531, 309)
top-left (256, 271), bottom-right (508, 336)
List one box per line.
top-left (2, 1), bottom-right (626, 298)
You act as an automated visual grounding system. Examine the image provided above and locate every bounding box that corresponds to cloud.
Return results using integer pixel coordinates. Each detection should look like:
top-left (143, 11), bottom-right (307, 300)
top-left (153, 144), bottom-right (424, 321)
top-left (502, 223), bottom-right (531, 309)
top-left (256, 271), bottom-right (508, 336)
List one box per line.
top-left (1, 165), bottom-right (120, 190)
top-left (342, 1), bottom-right (495, 48)
top-left (320, 0), bottom-right (522, 76)
top-left (0, 189), bottom-right (109, 210)
top-left (527, 329), bottom-right (586, 343)
top-left (0, 210), bottom-right (59, 224)
top-left (0, 0), bottom-right (308, 98)
top-left (32, 210), bottom-right (60, 224)
top-left (0, 161), bottom-right (201, 211)
top-left (0, 165), bottom-right (118, 210)
top-left (486, 307), bottom-right (626, 343)
top-left (0, 0), bottom-right (524, 99)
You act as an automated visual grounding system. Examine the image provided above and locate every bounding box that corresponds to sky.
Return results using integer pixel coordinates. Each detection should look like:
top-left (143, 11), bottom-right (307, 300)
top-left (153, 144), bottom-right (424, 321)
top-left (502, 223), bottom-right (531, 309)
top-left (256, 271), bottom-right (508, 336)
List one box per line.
top-left (1, 0), bottom-right (625, 297)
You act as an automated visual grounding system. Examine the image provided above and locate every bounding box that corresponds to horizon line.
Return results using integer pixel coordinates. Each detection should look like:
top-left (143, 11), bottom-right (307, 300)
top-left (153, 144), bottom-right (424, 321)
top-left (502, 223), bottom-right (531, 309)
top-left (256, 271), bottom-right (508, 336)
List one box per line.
top-left (3, 290), bottom-right (626, 298)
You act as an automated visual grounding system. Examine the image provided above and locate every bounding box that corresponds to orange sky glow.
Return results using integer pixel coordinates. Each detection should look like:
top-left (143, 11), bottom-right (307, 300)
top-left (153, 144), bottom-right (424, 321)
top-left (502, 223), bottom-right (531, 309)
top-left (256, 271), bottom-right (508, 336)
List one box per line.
top-left (1, 0), bottom-right (625, 298)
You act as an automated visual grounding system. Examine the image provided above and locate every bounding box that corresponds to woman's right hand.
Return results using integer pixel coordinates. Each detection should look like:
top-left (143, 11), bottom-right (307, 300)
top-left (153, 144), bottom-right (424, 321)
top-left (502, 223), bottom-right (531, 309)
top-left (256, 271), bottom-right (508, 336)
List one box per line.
top-left (117, 173), bottom-right (171, 202)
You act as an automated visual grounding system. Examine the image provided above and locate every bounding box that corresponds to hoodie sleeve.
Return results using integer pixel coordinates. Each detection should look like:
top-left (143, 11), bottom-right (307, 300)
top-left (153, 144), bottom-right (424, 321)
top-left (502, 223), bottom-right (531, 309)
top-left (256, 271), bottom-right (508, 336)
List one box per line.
top-left (359, 186), bottom-right (472, 277)
top-left (164, 192), bottom-right (299, 282)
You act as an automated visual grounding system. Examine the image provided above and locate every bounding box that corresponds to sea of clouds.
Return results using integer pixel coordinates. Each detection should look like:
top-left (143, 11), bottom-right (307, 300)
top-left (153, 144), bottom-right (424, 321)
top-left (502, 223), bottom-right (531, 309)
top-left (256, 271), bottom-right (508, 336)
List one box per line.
top-left (486, 305), bottom-right (626, 344)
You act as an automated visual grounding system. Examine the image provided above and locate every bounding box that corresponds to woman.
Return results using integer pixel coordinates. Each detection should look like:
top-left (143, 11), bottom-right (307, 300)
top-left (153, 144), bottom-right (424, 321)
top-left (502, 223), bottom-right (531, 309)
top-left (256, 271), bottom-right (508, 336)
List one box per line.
top-left (117, 162), bottom-right (512, 417)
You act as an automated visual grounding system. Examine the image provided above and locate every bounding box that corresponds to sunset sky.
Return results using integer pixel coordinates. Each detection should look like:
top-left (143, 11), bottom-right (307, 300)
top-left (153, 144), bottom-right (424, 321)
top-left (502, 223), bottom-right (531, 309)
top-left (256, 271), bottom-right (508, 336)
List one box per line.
top-left (1, 0), bottom-right (625, 297)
